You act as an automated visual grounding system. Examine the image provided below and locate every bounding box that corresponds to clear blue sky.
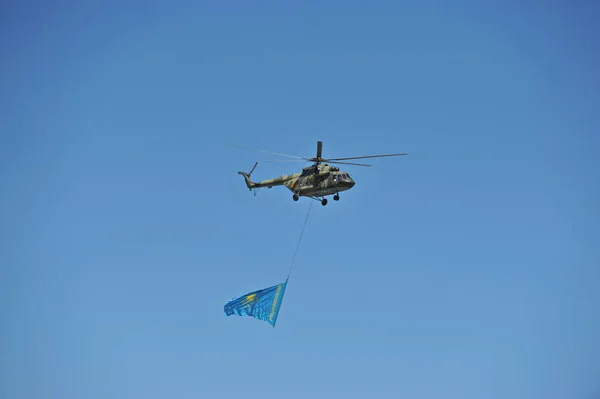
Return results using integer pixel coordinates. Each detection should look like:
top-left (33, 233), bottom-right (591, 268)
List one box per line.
top-left (1, 2), bottom-right (599, 398)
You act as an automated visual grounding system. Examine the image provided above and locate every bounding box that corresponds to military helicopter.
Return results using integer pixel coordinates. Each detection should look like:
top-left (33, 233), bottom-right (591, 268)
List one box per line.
top-left (229, 141), bottom-right (408, 206)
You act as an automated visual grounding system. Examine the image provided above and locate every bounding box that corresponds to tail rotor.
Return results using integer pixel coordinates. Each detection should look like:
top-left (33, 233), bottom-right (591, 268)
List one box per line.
top-left (248, 161), bottom-right (258, 176)
top-left (238, 162), bottom-right (259, 192)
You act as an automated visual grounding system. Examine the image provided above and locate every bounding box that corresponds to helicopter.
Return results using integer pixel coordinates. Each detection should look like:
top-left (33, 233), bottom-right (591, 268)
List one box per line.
top-left (230, 141), bottom-right (408, 206)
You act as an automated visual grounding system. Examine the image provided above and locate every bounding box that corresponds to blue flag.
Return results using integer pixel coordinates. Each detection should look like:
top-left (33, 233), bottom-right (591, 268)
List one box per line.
top-left (224, 280), bottom-right (288, 327)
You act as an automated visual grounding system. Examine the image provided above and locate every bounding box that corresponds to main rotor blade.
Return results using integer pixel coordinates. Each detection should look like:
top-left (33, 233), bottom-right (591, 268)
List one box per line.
top-left (264, 159), bottom-right (371, 166)
top-left (228, 144), bottom-right (308, 160)
top-left (327, 161), bottom-right (371, 166)
top-left (326, 153), bottom-right (408, 161)
top-left (262, 159), bottom-right (308, 162)
top-left (316, 141), bottom-right (323, 159)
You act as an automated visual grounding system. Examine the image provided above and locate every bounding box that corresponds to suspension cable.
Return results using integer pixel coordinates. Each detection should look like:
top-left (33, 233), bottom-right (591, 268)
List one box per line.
top-left (286, 200), bottom-right (313, 280)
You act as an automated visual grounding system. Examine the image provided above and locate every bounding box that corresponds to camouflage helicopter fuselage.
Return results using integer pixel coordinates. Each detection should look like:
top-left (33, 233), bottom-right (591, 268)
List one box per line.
top-left (238, 163), bottom-right (355, 204)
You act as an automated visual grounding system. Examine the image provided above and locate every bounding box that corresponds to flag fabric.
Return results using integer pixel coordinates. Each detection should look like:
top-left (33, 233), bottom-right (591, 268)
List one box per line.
top-left (224, 280), bottom-right (288, 327)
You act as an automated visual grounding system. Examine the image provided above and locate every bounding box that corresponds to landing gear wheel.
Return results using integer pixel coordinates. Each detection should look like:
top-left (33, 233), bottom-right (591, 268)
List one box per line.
top-left (293, 194), bottom-right (299, 201)
top-left (333, 194), bottom-right (339, 201)
top-left (321, 198), bottom-right (328, 206)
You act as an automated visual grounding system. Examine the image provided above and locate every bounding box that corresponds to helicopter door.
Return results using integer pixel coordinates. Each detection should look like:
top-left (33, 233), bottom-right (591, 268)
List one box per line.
top-left (297, 176), bottom-right (308, 191)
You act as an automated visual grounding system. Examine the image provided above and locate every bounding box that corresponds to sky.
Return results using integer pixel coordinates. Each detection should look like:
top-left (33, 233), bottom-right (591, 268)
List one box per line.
top-left (1, 1), bottom-right (599, 398)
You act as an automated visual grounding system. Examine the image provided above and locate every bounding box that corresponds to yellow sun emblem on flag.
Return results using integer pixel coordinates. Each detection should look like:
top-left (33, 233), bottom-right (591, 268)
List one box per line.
top-left (244, 293), bottom-right (257, 304)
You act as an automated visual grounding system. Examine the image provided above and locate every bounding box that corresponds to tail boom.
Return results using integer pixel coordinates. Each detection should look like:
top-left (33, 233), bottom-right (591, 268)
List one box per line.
top-left (237, 162), bottom-right (297, 191)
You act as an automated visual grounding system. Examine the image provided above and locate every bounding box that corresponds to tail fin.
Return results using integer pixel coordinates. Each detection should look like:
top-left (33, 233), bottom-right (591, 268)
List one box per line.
top-left (238, 162), bottom-right (258, 191)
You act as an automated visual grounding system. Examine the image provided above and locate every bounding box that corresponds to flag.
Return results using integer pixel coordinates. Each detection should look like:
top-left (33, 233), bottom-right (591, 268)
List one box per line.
top-left (224, 280), bottom-right (288, 327)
